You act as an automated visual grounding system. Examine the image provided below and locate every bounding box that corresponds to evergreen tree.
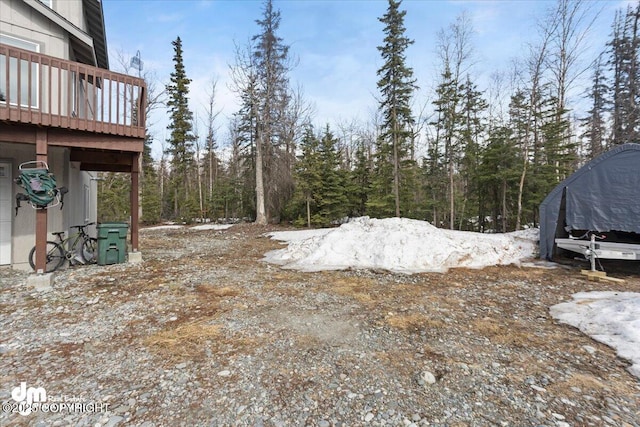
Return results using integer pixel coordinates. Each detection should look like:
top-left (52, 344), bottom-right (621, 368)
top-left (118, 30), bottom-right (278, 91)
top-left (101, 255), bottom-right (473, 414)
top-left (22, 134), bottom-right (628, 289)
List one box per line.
top-left (348, 141), bottom-right (372, 217)
top-left (141, 132), bottom-right (161, 224)
top-left (581, 54), bottom-right (609, 159)
top-left (522, 90), bottom-right (574, 226)
top-left (422, 136), bottom-right (448, 227)
top-left (478, 126), bottom-right (520, 232)
top-left (508, 89), bottom-right (533, 229)
top-left (288, 125), bottom-right (349, 227)
top-left (430, 66), bottom-right (463, 228)
top-left (289, 126), bottom-right (322, 227)
top-left (368, 0), bottom-right (417, 218)
top-left (458, 75), bottom-right (487, 230)
top-left (230, 66), bottom-right (260, 220)
top-left (98, 172), bottom-right (130, 222)
top-left (226, 114), bottom-right (254, 220)
top-left (317, 125), bottom-right (349, 225)
top-left (165, 36), bottom-right (196, 220)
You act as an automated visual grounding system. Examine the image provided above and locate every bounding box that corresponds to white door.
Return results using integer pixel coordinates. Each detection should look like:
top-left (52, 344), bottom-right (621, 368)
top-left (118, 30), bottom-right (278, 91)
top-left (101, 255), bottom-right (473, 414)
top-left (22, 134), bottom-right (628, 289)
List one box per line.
top-left (0, 161), bottom-right (12, 265)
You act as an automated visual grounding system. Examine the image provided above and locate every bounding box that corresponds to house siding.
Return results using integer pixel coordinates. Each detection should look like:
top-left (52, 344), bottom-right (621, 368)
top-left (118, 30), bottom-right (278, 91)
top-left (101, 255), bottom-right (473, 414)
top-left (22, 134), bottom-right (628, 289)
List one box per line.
top-left (0, 0), bottom-right (70, 60)
top-left (53, 0), bottom-right (86, 32)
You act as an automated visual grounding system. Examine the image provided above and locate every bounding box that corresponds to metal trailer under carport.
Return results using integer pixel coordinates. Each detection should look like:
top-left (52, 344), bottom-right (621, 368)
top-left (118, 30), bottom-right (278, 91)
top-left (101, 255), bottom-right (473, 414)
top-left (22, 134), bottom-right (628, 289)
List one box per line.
top-left (539, 143), bottom-right (640, 261)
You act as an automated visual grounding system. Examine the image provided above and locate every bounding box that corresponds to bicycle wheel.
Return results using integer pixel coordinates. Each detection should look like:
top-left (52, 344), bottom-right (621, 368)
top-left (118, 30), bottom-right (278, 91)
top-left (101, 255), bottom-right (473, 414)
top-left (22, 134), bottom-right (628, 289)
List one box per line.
top-left (28, 241), bottom-right (65, 273)
top-left (80, 237), bottom-right (98, 264)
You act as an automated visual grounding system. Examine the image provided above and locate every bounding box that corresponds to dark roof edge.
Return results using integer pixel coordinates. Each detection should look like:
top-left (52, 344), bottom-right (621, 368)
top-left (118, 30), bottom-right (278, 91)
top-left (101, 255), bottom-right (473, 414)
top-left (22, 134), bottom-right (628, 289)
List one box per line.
top-left (83, 0), bottom-right (109, 69)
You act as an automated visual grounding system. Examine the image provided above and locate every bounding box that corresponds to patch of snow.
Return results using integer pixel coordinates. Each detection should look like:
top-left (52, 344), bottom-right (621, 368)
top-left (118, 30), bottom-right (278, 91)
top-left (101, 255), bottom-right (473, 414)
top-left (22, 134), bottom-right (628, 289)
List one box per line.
top-left (264, 217), bottom-right (538, 274)
top-left (142, 224), bottom-right (234, 232)
top-left (141, 225), bottom-right (185, 231)
top-left (190, 224), bottom-right (234, 231)
top-left (550, 292), bottom-right (640, 379)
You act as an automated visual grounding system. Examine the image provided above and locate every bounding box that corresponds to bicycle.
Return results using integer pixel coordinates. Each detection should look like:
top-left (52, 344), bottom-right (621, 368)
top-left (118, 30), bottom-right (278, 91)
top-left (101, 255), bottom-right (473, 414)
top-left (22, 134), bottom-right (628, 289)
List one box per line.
top-left (28, 222), bottom-right (98, 273)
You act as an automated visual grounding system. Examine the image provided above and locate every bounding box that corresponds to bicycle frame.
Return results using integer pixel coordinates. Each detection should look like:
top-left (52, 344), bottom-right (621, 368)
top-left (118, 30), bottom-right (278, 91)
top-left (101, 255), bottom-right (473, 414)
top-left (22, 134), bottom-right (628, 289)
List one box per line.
top-left (54, 223), bottom-right (96, 263)
top-left (57, 230), bottom-right (86, 258)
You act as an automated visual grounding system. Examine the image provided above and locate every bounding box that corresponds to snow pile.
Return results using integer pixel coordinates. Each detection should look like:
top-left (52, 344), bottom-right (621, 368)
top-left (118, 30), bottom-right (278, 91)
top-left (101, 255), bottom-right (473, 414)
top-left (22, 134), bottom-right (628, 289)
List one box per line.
top-left (265, 217), bottom-right (538, 273)
top-left (550, 292), bottom-right (640, 379)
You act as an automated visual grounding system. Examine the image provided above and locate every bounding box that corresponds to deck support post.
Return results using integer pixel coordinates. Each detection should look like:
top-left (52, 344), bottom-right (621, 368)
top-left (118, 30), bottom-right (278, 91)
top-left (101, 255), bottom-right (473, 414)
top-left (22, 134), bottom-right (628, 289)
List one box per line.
top-left (130, 152), bottom-right (139, 252)
top-left (35, 130), bottom-right (48, 274)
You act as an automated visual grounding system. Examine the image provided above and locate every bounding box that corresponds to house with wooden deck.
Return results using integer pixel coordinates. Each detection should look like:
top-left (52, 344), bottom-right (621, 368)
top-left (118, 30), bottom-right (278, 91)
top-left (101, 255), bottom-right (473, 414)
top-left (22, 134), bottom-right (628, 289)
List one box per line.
top-left (0, 0), bottom-right (145, 272)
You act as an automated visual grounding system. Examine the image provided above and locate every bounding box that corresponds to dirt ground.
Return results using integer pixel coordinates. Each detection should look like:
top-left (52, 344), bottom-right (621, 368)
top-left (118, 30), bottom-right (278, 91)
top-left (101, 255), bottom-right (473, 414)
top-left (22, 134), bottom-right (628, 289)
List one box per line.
top-left (1, 223), bottom-right (639, 426)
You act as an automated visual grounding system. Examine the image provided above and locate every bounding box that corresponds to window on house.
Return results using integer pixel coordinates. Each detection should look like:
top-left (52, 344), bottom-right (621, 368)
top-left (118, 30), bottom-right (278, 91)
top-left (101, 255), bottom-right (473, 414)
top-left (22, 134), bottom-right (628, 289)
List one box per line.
top-left (38, 0), bottom-right (53, 8)
top-left (0, 34), bottom-right (40, 108)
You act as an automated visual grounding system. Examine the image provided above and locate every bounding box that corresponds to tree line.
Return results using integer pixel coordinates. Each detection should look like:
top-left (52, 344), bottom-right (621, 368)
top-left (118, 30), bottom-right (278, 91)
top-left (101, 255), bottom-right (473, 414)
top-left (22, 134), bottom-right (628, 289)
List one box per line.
top-left (99, 0), bottom-right (640, 233)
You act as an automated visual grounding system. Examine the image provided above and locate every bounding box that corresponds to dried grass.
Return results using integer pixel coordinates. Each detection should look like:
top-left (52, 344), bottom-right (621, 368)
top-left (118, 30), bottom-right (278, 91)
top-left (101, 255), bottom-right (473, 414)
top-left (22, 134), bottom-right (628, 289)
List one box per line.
top-left (144, 321), bottom-right (221, 360)
top-left (195, 285), bottom-right (239, 298)
top-left (471, 317), bottom-right (503, 337)
top-left (549, 371), bottom-right (637, 396)
top-left (331, 277), bottom-right (378, 304)
top-left (471, 317), bottom-right (536, 348)
top-left (386, 313), bottom-right (446, 331)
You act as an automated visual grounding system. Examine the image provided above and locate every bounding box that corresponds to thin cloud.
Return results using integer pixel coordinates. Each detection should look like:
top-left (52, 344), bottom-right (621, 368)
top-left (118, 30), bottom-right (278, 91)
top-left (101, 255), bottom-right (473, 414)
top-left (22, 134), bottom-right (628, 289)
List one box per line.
top-left (148, 12), bottom-right (184, 24)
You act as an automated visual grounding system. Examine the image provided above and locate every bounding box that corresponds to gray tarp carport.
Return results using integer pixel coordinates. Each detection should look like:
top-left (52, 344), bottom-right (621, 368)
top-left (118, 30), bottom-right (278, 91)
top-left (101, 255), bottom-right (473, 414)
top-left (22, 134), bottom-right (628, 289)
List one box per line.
top-left (539, 143), bottom-right (640, 260)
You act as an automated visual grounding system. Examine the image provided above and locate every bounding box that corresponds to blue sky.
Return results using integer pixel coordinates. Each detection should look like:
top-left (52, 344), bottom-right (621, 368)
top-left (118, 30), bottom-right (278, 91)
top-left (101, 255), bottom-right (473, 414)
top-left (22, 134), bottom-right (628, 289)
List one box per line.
top-left (102, 0), bottom-right (629, 159)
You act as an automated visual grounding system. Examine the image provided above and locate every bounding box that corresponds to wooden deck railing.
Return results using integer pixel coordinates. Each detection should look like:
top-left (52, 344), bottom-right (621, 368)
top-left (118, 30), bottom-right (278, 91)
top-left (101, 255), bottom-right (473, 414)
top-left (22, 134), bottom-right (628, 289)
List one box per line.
top-left (0, 43), bottom-right (146, 139)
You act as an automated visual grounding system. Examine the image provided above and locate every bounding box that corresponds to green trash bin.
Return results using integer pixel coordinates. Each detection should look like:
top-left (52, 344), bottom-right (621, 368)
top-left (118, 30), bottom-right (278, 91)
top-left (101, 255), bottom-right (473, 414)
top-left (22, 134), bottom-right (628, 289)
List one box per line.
top-left (97, 222), bottom-right (128, 265)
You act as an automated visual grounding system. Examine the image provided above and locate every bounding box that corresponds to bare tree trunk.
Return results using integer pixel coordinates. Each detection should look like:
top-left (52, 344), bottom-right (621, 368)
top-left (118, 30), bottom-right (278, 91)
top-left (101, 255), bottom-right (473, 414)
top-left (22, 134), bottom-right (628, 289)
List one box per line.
top-left (449, 158), bottom-right (454, 229)
top-left (197, 158), bottom-right (203, 219)
top-left (502, 178), bottom-right (507, 232)
top-left (515, 148), bottom-right (527, 231)
top-left (193, 118), bottom-right (204, 220)
top-left (306, 196), bottom-right (311, 228)
top-left (209, 151), bottom-right (213, 215)
top-left (159, 141), bottom-right (166, 218)
top-left (206, 78), bottom-right (220, 218)
top-left (174, 188), bottom-right (178, 219)
top-left (255, 130), bottom-right (267, 225)
top-left (392, 108), bottom-right (400, 217)
top-left (459, 189), bottom-right (467, 231)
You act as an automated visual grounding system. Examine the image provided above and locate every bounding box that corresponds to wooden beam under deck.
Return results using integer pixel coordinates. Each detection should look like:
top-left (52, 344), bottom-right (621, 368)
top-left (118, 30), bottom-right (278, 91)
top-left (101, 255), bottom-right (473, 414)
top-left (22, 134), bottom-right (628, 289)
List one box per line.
top-left (49, 130), bottom-right (144, 152)
top-left (0, 125), bottom-right (143, 153)
top-left (79, 163), bottom-right (133, 172)
top-left (71, 149), bottom-right (137, 172)
top-left (70, 150), bottom-right (134, 165)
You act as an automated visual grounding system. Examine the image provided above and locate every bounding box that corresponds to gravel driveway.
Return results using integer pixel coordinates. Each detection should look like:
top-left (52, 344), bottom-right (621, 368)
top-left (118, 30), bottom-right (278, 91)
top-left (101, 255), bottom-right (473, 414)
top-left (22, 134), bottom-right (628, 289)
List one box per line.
top-left (1, 224), bottom-right (639, 427)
